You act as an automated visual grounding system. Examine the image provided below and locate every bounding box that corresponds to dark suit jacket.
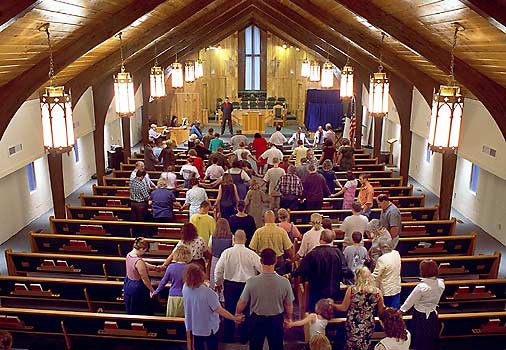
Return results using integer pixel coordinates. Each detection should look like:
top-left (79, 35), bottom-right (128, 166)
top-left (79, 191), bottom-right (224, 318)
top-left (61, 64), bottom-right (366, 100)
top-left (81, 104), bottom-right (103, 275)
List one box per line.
top-left (221, 102), bottom-right (233, 119)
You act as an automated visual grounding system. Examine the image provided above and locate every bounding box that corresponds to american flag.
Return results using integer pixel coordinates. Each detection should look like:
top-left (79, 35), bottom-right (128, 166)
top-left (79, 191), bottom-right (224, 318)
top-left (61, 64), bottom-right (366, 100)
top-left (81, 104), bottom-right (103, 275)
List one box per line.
top-left (348, 114), bottom-right (356, 146)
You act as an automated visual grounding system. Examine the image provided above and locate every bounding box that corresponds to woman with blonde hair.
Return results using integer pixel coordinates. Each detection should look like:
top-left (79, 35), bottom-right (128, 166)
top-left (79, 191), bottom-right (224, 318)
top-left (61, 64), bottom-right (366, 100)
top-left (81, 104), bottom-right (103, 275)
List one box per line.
top-left (277, 208), bottom-right (302, 242)
top-left (152, 245), bottom-right (192, 317)
top-left (297, 213), bottom-right (324, 258)
top-left (208, 218), bottom-right (233, 299)
top-left (310, 334), bottom-right (331, 350)
top-left (124, 237), bottom-right (160, 315)
top-left (214, 173), bottom-right (239, 220)
top-left (244, 179), bottom-right (269, 227)
top-left (334, 266), bottom-right (385, 350)
top-left (150, 177), bottom-right (180, 222)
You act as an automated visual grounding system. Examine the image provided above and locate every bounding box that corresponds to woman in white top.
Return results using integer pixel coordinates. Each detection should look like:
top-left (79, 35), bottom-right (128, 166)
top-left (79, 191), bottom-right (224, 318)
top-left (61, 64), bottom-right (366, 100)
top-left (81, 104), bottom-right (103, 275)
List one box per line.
top-left (400, 259), bottom-right (444, 350)
top-left (375, 307), bottom-right (411, 350)
top-left (287, 298), bottom-right (334, 339)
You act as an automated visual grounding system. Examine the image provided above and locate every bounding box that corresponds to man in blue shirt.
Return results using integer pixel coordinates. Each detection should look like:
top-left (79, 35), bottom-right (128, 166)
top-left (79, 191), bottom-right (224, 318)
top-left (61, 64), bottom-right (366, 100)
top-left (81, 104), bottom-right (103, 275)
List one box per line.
top-left (189, 120), bottom-right (203, 140)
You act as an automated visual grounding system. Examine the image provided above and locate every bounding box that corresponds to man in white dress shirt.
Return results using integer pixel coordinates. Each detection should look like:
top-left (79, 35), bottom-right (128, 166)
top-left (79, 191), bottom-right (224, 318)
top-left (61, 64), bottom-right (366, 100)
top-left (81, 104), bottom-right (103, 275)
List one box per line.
top-left (268, 125), bottom-right (287, 149)
top-left (288, 127), bottom-right (311, 149)
top-left (215, 230), bottom-right (261, 343)
top-left (260, 144), bottom-right (284, 168)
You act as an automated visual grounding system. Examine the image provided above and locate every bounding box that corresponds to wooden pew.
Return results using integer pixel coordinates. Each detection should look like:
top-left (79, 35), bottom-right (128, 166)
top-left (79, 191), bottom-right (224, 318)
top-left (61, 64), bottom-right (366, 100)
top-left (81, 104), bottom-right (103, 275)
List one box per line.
top-left (0, 307), bottom-right (189, 350)
top-left (80, 191), bottom-right (418, 209)
top-left (30, 232), bottom-right (178, 258)
top-left (400, 252), bottom-right (501, 281)
top-left (5, 249), bottom-right (165, 280)
top-left (65, 205), bottom-right (202, 223)
top-left (50, 217), bottom-right (183, 238)
top-left (297, 218), bottom-right (457, 236)
top-left (0, 275), bottom-right (170, 314)
top-left (325, 311), bottom-right (506, 350)
top-left (289, 206), bottom-right (438, 223)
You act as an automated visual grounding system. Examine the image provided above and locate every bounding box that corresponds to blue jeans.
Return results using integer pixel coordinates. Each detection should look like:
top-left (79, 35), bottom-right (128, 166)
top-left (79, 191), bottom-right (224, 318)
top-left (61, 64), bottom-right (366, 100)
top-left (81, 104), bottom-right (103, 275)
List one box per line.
top-left (384, 293), bottom-right (401, 309)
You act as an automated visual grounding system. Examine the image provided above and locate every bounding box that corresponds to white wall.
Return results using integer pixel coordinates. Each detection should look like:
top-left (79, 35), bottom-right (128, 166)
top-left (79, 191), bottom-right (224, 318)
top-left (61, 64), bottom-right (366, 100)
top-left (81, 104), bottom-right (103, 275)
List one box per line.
top-left (409, 87), bottom-right (506, 244)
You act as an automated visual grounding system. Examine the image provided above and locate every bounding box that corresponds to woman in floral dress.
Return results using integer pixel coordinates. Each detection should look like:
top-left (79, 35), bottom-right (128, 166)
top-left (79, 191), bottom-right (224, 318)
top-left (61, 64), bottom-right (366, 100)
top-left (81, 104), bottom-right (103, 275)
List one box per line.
top-left (334, 266), bottom-right (385, 350)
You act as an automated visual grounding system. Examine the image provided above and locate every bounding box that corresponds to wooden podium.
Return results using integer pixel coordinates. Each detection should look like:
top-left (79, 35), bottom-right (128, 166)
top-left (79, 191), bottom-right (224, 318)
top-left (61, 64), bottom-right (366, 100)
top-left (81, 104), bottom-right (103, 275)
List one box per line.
top-left (242, 111), bottom-right (265, 134)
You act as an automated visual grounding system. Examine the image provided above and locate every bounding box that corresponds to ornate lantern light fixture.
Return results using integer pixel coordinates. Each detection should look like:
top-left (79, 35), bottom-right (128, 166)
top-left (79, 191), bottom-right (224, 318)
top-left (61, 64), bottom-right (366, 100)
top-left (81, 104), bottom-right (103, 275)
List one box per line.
top-left (368, 33), bottom-right (389, 118)
top-left (194, 52), bottom-right (203, 79)
top-left (428, 23), bottom-right (465, 153)
top-left (171, 52), bottom-right (183, 88)
top-left (39, 24), bottom-right (74, 153)
top-left (149, 42), bottom-right (165, 99)
top-left (340, 45), bottom-right (354, 100)
top-left (301, 57), bottom-right (310, 78)
top-left (321, 58), bottom-right (334, 88)
top-left (185, 61), bottom-right (195, 83)
top-left (310, 60), bottom-right (320, 82)
top-left (113, 32), bottom-right (135, 117)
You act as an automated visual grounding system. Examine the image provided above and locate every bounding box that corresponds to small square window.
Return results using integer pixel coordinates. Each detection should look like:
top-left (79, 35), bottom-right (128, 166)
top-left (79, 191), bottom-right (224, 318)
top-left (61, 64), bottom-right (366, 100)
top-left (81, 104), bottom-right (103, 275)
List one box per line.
top-left (26, 162), bottom-right (36, 192)
top-left (470, 163), bottom-right (480, 194)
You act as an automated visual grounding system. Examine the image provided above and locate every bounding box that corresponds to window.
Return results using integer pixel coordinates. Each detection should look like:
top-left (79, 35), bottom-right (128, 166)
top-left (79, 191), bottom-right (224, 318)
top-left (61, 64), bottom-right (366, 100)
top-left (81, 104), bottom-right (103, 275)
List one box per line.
top-left (244, 25), bottom-right (260, 90)
top-left (470, 163), bottom-right (480, 194)
top-left (426, 145), bottom-right (431, 163)
top-left (26, 162), bottom-right (36, 192)
top-left (73, 139), bottom-right (80, 163)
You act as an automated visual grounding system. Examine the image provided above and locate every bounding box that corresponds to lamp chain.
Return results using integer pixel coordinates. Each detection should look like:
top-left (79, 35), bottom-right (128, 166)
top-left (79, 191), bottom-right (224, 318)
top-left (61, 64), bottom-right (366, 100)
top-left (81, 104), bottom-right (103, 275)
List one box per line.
top-left (378, 33), bottom-right (385, 72)
top-left (118, 32), bottom-right (125, 72)
top-left (449, 26), bottom-right (459, 84)
top-left (345, 41), bottom-right (350, 65)
top-left (45, 27), bottom-right (55, 86)
top-left (154, 41), bottom-right (158, 66)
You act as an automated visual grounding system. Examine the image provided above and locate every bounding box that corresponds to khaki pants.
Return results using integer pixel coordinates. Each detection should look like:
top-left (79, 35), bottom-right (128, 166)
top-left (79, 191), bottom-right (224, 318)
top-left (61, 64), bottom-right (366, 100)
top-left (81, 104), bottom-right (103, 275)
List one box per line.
top-left (270, 195), bottom-right (280, 211)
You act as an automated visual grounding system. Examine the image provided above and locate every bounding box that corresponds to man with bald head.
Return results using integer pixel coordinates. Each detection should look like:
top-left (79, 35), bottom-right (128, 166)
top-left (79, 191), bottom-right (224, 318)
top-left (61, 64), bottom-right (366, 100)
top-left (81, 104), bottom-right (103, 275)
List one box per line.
top-left (129, 161), bottom-right (155, 188)
top-left (293, 229), bottom-right (345, 311)
top-left (250, 211), bottom-right (293, 274)
top-left (215, 230), bottom-right (262, 343)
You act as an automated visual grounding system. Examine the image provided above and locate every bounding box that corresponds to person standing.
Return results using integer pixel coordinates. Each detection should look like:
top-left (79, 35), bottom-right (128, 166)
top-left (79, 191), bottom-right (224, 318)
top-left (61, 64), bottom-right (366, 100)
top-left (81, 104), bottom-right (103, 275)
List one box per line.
top-left (249, 211), bottom-right (293, 274)
top-left (230, 129), bottom-right (249, 150)
top-left (183, 264), bottom-right (243, 350)
top-left (208, 218), bottom-right (233, 300)
top-left (333, 266), bottom-right (385, 350)
top-left (263, 157), bottom-right (285, 211)
top-left (367, 219), bottom-right (393, 265)
top-left (129, 169), bottom-right (150, 223)
top-left (303, 164), bottom-right (331, 210)
top-left (189, 201), bottom-right (216, 245)
top-left (375, 308), bottom-right (411, 350)
top-left (288, 127), bottom-right (311, 149)
top-left (268, 125), bottom-right (287, 149)
top-left (336, 138), bottom-right (355, 171)
top-left (124, 237), bottom-right (158, 315)
top-left (292, 140), bottom-right (308, 166)
top-left (333, 171), bottom-right (358, 210)
top-left (215, 230), bottom-right (262, 343)
top-left (372, 236), bottom-right (402, 308)
top-left (189, 120), bottom-right (203, 140)
top-left (214, 173), bottom-right (240, 220)
top-left (400, 259), bottom-right (444, 350)
top-left (149, 178), bottom-right (180, 222)
top-left (251, 133), bottom-right (269, 175)
top-left (181, 178), bottom-right (208, 218)
top-left (377, 194), bottom-right (402, 248)
top-left (228, 201), bottom-right (257, 246)
top-left (296, 213), bottom-right (324, 259)
top-left (276, 165), bottom-right (304, 211)
top-left (236, 248), bottom-right (294, 350)
top-left (293, 229), bottom-right (344, 311)
top-left (358, 173), bottom-right (374, 218)
top-left (260, 144), bottom-right (284, 168)
top-left (202, 128), bottom-right (215, 149)
top-left (340, 201), bottom-right (369, 247)
top-left (313, 125), bottom-right (325, 149)
top-left (130, 161), bottom-right (155, 188)
top-left (221, 96), bottom-right (234, 135)
top-left (144, 140), bottom-right (160, 171)
top-left (209, 133), bottom-right (225, 152)
top-left (244, 180), bottom-right (269, 227)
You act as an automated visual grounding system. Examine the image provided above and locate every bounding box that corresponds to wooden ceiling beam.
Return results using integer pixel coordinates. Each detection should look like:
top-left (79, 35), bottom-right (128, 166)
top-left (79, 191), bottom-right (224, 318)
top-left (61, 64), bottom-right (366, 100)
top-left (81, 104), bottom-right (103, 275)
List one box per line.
top-left (0, 0), bottom-right (172, 139)
top-left (0, 0), bottom-right (42, 32)
top-left (459, 0), bottom-right (506, 34)
top-left (335, 0), bottom-right (506, 139)
top-left (269, 0), bottom-right (438, 106)
top-left (69, 0), bottom-right (249, 105)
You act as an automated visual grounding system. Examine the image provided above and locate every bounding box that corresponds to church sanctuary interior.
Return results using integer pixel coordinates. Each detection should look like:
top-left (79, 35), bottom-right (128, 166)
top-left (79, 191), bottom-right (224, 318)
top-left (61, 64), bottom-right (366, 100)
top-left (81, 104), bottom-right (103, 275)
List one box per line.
top-left (0, 0), bottom-right (506, 349)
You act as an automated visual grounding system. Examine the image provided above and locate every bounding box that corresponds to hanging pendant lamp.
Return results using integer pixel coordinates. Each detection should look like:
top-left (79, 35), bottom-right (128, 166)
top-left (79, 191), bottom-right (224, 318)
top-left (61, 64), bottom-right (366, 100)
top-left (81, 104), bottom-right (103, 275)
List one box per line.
top-left (113, 32), bottom-right (135, 117)
top-left (369, 34), bottom-right (389, 118)
top-left (149, 41), bottom-right (165, 99)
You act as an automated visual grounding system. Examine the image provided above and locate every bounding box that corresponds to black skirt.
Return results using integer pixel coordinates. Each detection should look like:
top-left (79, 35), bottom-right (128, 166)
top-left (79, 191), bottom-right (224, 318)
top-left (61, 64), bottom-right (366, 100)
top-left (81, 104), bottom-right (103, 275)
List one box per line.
top-left (411, 308), bottom-right (440, 350)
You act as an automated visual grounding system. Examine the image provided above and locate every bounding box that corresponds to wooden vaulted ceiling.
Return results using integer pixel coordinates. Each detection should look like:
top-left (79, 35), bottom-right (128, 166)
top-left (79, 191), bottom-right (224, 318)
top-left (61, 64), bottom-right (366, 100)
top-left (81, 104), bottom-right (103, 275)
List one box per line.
top-left (0, 0), bottom-right (505, 139)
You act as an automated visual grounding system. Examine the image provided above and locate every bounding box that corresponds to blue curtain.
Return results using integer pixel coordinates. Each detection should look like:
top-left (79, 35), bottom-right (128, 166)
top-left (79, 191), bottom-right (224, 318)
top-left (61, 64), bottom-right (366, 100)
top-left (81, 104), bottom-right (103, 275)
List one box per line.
top-left (304, 89), bottom-right (343, 131)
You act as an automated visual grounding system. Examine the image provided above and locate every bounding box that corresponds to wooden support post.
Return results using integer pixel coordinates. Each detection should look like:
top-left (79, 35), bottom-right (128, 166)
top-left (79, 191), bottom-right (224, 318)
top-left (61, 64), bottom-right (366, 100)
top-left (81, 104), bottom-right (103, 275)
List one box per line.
top-left (121, 117), bottom-right (131, 164)
top-left (92, 77), bottom-right (113, 186)
top-left (439, 152), bottom-right (457, 220)
top-left (47, 153), bottom-right (66, 219)
top-left (373, 117), bottom-right (383, 159)
top-left (141, 74), bottom-right (150, 146)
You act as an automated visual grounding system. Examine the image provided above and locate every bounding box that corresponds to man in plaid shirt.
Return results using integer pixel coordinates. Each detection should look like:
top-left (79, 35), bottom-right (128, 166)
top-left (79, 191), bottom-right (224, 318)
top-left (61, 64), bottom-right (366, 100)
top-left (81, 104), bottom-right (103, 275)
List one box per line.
top-left (275, 165), bottom-right (303, 210)
top-left (129, 169), bottom-right (151, 223)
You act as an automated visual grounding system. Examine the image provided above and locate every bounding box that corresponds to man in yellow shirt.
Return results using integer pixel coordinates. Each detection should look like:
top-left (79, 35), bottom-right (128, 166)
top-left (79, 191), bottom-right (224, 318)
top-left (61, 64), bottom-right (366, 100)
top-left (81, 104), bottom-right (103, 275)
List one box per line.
top-left (291, 140), bottom-right (308, 166)
top-left (250, 211), bottom-right (293, 274)
top-left (189, 201), bottom-right (216, 245)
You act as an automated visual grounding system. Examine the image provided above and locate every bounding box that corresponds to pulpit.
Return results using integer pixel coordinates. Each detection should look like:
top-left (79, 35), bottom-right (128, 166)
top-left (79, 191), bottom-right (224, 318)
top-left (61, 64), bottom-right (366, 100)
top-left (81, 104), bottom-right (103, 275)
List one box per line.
top-left (242, 111), bottom-right (265, 134)
top-left (168, 127), bottom-right (189, 145)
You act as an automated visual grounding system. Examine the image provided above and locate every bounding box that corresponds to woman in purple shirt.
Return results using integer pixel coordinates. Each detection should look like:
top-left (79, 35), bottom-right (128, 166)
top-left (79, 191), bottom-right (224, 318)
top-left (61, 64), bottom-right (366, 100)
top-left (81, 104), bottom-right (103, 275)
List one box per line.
top-left (149, 178), bottom-right (181, 222)
top-left (183, 264), bottom-right (243, 350)
top-left (152, 245), bottom-right (192, 317)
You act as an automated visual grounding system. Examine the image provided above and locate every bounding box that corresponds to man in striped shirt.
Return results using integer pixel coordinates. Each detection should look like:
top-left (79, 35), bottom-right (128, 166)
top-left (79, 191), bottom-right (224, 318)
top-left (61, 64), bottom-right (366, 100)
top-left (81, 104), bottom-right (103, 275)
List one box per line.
top-left (275, 165), bottom-right (303, 210)
top-left (129, 169), bottom-right (151, 223)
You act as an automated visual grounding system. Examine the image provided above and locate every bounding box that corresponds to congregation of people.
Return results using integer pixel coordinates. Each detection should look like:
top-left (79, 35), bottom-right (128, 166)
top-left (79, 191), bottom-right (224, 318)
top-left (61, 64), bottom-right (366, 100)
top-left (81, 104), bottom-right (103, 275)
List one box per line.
top-left (125, 124), bottom-right (445, 350)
